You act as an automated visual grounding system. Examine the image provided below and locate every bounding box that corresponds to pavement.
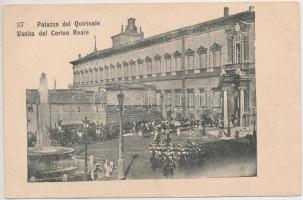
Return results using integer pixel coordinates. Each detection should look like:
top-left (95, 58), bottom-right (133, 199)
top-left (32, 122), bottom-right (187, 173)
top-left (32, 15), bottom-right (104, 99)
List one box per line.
top-left (203, 126), bottom-right (254, 140)
top-left (74, 126), bottom-right (256, 181)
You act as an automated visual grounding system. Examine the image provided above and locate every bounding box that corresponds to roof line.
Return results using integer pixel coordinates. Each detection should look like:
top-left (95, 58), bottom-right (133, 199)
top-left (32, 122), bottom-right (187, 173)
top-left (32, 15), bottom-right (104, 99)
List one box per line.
top-left (71, 10), bottom-right (254, 65)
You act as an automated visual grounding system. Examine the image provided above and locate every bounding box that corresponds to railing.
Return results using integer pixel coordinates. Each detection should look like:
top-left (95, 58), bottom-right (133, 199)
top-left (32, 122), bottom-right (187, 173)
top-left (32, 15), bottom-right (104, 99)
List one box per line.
top-left (223, 62), bottom-right (252, 72)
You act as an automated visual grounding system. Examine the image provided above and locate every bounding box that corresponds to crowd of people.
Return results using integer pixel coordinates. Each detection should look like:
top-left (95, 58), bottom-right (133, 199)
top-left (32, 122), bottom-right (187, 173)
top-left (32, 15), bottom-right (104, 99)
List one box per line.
top-left (174, 141), bottom-right (208, 168)
top-left (27, 109), bottom-right (225, 148)
top-left (29, 117), bottom-right (202, 147)
top-left (148, 131), bottom-right (209, 177)
top-left (149, 143), bottom-right (176, 177)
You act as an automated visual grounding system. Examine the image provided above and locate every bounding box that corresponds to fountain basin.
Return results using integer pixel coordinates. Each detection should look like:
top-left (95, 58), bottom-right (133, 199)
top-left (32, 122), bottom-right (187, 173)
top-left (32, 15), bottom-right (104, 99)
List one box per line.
top-left (28, 147), bottom-right (78, 180)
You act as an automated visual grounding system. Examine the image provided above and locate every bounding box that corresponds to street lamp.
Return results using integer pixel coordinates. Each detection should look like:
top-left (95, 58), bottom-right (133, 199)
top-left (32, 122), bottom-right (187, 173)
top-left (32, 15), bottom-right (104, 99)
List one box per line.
top-left (202, 106), bottom-right (207, 136)
top-left (82, 116), bottom-right (90, 181)
top-left (117, 89), bottom-right (125, 180)
top-left (160, 93), bottom-right (164, 119)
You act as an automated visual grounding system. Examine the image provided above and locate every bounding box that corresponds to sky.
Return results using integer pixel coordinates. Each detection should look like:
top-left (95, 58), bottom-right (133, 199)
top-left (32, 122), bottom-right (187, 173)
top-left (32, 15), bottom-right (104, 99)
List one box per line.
top-left (5, 3), bottom-right (250, 89)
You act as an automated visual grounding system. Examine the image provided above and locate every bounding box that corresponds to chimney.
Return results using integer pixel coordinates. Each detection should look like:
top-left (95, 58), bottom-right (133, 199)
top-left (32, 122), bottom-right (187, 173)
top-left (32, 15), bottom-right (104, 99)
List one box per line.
top-left (224, 7), bottom-right (229, 17)
top-left (249, 6), bottom-right (255, 11)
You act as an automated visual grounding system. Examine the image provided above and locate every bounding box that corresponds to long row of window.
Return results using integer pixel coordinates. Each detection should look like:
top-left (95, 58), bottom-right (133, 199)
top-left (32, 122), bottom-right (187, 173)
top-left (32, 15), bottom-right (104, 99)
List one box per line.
top-left (149, 89), bottom-right (221, 109)
top-left (73, 44), bottom-right (222, 84)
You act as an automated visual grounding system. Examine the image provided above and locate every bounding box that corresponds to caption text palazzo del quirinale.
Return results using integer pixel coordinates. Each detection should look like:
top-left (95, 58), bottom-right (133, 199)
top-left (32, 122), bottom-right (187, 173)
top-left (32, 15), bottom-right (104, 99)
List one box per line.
top-left (16, 20), bottom-right (101, 37)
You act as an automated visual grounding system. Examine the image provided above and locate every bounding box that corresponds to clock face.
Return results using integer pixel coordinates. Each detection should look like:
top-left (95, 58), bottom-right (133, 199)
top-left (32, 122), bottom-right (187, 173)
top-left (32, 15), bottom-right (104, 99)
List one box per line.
top-left (235, 23), bottom-right (241, 32)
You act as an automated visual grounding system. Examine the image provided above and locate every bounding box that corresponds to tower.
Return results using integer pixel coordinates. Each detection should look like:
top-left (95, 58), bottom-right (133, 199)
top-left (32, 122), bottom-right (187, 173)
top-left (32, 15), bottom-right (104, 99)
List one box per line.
top-left (111, 18), bottom-right (144, 48)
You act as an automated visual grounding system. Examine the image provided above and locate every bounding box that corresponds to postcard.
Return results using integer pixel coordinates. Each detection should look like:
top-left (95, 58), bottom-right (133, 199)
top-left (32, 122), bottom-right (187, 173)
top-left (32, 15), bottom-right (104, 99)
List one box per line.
top-left (3, 2), bottom-right (301, 198)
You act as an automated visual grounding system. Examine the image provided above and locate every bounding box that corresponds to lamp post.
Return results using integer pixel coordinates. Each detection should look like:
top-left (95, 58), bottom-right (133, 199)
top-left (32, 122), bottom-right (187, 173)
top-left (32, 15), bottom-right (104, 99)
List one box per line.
top-left (82, 116), bottom-right (90, 180)
top-left (160, 93), bottom-right (164, 119)
top-left (202, 106), bottom-right (207, 136)
top-left (117, 90), bottom-right (125, 180)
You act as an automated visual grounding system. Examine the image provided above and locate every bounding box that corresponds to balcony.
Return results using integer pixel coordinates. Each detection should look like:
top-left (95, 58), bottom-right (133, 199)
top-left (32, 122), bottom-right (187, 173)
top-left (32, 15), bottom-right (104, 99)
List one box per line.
top-left (223, 62), bottom-right (253, 73)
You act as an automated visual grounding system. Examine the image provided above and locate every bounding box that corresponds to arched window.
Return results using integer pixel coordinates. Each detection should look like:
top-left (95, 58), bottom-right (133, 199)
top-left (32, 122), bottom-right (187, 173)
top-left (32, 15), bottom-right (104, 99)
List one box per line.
top-left (154, 55), bottom-right (161, 74)
top-left (137, 58), bottom-right (143, 77)
top-left (233, 33), bottom-right (244, 64)
top-left (85, 69), bottom-right (89, 83)
top-left (99, 66), bottom-right (104, 81)
top-left (185, 48), bottom-right (195, 71)
top-left (173, 50), bottom-right (182, 71)
top-left (104, 65), bottom-right (110, 81)
top-left (210, 43), bottom-right (222, 67)
top-left (110, 64), bottom-right (115, 81)
top-left (129, 59), bottom-right (136, 78)
top-left (175, 89), bottom-right (183, 108)
top-left (129, 59), bottom-right (135, 76)
top-left (197, 46), bottom-right (208, 69)
top-left (145, 56), bottom-right (152, 75)
top-left (94, 67), bottom-right (98, 82)
top-left (164, 53), bottom-right (172, 74)
top-left (80, 70), bottom-right (84, 83)
top-left (123, 61), bottom-right (128, 78)
top-left (187, 89), bottom-right (194, 109)
top-left (116, 63), bottom-right (121, 79)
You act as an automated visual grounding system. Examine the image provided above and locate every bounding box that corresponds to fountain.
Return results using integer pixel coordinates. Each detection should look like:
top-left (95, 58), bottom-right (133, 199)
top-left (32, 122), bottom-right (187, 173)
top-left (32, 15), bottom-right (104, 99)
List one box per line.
top-left (28, 73), bottom-right (77, 181)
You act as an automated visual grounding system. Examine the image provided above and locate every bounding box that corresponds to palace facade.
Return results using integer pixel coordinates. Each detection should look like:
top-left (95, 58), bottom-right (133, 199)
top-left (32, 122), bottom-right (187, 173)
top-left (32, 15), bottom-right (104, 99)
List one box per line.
top-left (70, 7), bottom-right (255, 125)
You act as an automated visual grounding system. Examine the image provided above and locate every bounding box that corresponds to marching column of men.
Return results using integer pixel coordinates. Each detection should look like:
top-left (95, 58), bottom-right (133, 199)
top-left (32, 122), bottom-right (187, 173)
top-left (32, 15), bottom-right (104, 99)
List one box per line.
top-left (149, 134), bottom-right (209, 177)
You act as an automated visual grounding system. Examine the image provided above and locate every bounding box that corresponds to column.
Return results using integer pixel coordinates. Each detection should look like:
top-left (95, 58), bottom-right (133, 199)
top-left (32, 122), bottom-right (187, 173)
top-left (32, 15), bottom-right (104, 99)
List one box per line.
top-left (73, 72), bottom-right (76, 84)
top-left (239, 87), bottom-right (246, 126)
top-left (223, 87), bottom-right (229, 127)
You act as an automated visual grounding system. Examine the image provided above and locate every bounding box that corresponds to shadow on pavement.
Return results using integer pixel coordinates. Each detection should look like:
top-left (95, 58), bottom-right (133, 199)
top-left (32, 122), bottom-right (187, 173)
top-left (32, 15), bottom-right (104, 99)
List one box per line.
top-left (125, 154), bottom-right (139, 178)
